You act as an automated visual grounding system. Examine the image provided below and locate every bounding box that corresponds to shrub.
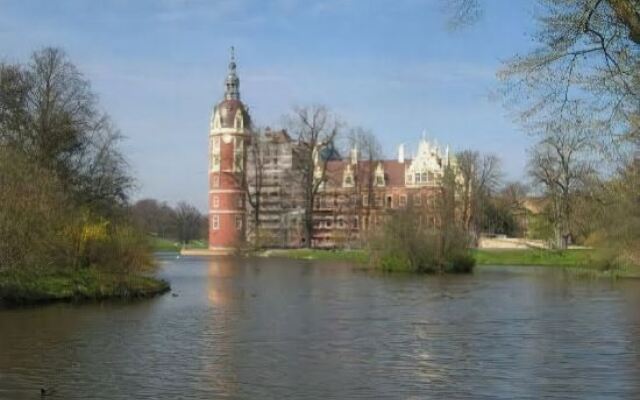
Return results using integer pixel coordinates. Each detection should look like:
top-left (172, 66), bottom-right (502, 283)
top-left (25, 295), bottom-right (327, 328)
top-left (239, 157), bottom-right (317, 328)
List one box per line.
top-left (0, 149), bottom-right (73, 271)
top-left (0, 148), bottom-right (154, 276)
top-left (446, 253), bottom-right (476, 273)
top-left (369, 209), bottom-right (475, 274)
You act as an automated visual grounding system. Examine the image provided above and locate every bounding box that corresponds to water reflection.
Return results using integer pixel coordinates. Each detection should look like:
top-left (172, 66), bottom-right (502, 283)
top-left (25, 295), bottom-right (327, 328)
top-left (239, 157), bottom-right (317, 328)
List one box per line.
top-left (0, 258), bottom-right (639, 399)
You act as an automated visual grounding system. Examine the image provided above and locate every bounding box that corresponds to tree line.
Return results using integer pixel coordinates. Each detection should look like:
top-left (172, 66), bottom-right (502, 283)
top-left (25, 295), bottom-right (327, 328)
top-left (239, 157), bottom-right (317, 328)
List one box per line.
top-left (0, 48), bottom-right (149, 276)
top-left (444, 0), bottom-right (639, 266)
top-left (129, 199), bottom-right (208, 245)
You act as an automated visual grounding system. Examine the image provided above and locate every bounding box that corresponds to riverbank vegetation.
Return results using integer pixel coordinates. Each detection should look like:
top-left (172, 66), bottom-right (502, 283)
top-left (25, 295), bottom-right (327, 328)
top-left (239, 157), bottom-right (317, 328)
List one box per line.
top-left (473, 249), bottom-right (594, 266)
top-left (263, 248), bottom-right (592, 267)
top-left (368, 207), bottom-right (475, 273)
top-left (260, 247), bottom-right (639, 277)
top-left (456, 0), bottom-right (640, 266)
top-left (0, 267), bottom-right (169, 305)
top-left (0, 48), bottom-right (168, 304)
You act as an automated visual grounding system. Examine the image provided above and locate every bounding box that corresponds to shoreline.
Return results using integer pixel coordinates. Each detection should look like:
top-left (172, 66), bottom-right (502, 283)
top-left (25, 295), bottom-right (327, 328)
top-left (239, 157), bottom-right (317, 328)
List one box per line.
top-left (0, 268), bottom-right (170, 307)
top-left (254, 248), bottom-right (640, 278)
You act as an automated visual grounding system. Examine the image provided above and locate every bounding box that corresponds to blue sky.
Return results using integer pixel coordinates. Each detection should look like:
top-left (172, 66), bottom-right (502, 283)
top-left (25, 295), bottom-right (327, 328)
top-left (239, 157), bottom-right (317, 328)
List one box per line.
top-left (0, 0), bottom-right (537, 211)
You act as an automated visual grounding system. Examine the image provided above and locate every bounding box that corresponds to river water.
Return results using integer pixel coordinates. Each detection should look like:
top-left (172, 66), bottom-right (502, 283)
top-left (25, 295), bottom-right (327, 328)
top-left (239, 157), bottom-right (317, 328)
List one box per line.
top-left (1, 254), bottom-right (640, 399)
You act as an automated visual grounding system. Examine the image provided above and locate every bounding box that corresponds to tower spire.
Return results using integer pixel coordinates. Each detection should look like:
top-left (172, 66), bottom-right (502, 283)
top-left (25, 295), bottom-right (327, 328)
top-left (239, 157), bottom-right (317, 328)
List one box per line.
top-left (224, 46), bottom-right (240, 100)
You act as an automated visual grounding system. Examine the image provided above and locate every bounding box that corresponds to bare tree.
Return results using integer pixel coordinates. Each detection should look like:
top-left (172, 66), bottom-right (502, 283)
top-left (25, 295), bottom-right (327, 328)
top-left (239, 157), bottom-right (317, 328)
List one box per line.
top-left (528, 114), bottom-right (596, 248)
top-left (244, 128), bottom-right (267, 248)
top-left (500, 181), bottom-right (529, 209)
top-left (173, 202), bottom-right (204, 245)
top-left (130, 198), bottom-right (176, 239)
top-left (286, 105), bottom-right (340, 248)
top-left (455, 150), bottom-right (501, 242)
top-left (497, 0), bottom-right (640, 149)
top-left (443, 0), bottom-right (483, 29)
top-left (0, 47), bottom-right (133, 214)
top-left (345, 127), bottom-right (382, 242)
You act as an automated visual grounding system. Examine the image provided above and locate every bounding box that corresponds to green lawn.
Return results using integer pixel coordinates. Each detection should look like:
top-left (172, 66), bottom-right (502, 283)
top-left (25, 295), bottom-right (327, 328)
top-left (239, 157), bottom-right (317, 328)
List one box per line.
top-left (0, 267), bottom-right (170, 305)
top-left (149, 237), bottom-right (208, 252)
top-left (473, 248), bottom-right (596, 266)
top-left (150, 237), bottom-right (181, 252)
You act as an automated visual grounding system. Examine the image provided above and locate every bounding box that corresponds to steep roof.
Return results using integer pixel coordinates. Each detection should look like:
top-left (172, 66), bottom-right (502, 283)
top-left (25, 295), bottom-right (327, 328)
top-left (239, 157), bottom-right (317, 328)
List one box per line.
top-left (265, 129), bottom-right (292, 143)
top-left (324, 159), bottom-right (409, 188)
top-left (215, 99), bottom-right (251, 129)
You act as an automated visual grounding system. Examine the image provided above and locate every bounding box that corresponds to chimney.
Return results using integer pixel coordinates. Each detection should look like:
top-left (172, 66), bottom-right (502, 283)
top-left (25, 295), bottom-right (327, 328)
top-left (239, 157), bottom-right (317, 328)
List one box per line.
top-left (398, 143), bottom-right (405, 163)
top-left (350, 145), bottom-right (358, 165)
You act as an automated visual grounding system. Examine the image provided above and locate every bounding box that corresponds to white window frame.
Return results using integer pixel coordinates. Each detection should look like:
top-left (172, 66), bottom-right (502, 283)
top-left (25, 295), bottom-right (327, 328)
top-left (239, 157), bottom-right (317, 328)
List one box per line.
top-left (213, 195), bottom-right (219, 208)
top-left (211, 215), bottom-right (220, 230)
top-left (235, 215), bottom-right (242, 230)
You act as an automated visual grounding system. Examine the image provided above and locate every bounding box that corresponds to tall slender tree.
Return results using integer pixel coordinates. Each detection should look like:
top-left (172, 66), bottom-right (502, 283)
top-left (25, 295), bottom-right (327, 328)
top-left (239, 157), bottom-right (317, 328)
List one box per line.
top-left (345, 127), bottom-right (382, 242)
top-left (286, 105), bottom-right (340, 248)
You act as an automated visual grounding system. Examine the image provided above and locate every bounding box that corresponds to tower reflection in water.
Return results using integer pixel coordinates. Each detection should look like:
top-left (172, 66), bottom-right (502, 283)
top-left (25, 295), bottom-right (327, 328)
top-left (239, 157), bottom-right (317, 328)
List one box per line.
top-left (201, 256), bottom-right (253, 398)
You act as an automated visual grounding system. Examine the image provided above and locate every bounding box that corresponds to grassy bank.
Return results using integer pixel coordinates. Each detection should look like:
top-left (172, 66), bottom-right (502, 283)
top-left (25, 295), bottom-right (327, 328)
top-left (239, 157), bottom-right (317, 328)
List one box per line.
top-left (474, 248), bottom-right (640, 278)
top-left (150, 237), bottom-right (208, 252)
top-left (259, 247), bottom-right (640, 278)
top-left (0, 267), bottom-right (170, 305)
top-left (473, 249), bottom-right (595, 266)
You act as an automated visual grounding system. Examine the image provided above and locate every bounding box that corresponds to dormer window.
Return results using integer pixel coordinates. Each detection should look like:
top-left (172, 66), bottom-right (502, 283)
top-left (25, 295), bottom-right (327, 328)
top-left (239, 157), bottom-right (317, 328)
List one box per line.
top-left (374, 163), bottom-right (385, 187)
top-left (343, 165), bottom-right (354, 187)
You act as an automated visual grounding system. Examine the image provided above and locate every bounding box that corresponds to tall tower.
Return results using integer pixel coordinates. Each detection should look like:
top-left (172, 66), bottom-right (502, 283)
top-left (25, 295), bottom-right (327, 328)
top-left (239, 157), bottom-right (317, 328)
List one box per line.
top-left (209, 47), bottom-right (251, 252)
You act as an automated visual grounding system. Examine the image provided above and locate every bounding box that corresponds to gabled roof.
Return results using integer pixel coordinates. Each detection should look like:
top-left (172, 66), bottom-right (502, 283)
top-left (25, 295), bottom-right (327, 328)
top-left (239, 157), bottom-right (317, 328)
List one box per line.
top-left (265, 129), bottom-right (292, 143)
top-left (324, 159), bottom-right (409, 188)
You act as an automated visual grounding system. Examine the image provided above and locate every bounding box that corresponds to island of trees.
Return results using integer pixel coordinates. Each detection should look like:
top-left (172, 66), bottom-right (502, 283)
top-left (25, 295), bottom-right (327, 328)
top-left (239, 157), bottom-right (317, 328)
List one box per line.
top-left (0, 48), bottom-right (169, 304)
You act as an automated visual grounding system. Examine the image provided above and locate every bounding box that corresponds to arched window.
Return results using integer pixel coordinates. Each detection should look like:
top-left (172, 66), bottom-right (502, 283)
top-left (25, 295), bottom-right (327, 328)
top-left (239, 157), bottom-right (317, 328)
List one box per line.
top-left (234, 110), bottom-right (244, 129)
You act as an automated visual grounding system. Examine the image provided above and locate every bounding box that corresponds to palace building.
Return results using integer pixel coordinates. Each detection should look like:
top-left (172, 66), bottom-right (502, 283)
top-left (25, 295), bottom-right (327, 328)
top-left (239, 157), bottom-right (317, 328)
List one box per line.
top-left (208, 50), bottom-right (455, 250)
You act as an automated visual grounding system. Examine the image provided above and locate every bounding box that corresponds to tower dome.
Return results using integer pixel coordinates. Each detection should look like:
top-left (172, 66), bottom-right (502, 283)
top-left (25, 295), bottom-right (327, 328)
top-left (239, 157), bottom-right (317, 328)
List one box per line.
top-left (214, 46), bottom-right (251, 129)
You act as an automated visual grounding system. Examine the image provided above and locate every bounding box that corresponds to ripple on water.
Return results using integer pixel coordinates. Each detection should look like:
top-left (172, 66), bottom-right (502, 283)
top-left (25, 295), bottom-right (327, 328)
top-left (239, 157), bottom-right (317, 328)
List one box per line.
top-left (1, 258), bottom-right (639, 399)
